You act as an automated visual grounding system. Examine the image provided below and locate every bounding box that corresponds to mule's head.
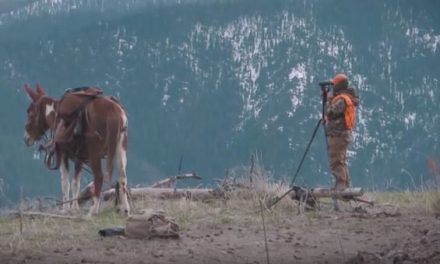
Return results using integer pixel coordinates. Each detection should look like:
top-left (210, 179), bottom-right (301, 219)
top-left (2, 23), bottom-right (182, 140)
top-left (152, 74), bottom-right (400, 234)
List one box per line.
top-left (23, 84), bottom-right (56, 146)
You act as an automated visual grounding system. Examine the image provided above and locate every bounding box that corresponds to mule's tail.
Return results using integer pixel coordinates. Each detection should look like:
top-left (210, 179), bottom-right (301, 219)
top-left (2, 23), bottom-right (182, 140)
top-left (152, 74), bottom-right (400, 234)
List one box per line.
top-left (102, 100), bottom-right (128, 176)
top-left (104, 110), bottom-right (126, 183)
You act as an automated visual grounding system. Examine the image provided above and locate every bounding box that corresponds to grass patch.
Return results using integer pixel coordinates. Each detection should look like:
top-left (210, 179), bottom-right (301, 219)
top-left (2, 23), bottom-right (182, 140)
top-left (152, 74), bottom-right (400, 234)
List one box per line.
top-left (427, 189), bottom-right (440, 216)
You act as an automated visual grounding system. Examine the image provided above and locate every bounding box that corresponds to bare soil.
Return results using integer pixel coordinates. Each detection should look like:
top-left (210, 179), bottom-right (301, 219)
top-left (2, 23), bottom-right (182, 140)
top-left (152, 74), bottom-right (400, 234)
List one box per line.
top-left (1, 192), bottom-right (439, 264)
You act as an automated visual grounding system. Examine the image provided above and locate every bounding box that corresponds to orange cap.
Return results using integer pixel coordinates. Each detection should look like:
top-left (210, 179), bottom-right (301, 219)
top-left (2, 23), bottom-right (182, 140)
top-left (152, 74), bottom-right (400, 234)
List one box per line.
top-left (331, 73), bottom-right (348, 86)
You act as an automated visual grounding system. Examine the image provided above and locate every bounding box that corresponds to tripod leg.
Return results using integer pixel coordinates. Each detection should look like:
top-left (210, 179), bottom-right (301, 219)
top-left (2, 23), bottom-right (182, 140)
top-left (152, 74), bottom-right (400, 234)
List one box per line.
top-left (333, 197), bottom-right (340, 211)
top-left (298, 196), bottom-right (305, 215)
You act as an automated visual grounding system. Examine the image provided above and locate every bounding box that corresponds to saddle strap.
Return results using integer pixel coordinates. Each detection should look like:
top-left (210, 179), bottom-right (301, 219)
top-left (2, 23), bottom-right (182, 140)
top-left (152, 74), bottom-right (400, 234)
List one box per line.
top-left (39, 142), bottom-right (61, 170)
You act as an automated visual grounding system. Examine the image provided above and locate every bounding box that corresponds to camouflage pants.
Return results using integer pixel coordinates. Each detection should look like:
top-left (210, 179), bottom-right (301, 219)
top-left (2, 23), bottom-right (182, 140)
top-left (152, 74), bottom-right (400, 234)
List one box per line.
top-left (327, 136), bottom-right (351, 190)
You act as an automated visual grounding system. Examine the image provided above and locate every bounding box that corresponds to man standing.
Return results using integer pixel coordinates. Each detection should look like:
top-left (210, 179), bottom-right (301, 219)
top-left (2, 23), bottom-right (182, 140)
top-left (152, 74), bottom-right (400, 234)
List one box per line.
top-left (324, 73), bottom-right (359, 190)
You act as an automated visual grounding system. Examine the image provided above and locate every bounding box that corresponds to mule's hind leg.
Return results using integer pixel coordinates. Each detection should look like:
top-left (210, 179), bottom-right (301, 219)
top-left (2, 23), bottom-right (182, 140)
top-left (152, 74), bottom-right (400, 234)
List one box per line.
top-left (59, 155), bottom-right (70, 212)
top-left (88, 150), bottom-right (104, 216)
top-left (116, 132), bottom-right (130, 215)
top-left (71, 161), bottom-right (83, 211)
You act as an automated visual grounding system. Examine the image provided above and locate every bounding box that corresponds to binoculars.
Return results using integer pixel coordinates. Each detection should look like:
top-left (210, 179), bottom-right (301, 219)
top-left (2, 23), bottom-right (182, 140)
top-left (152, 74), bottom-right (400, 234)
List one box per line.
top-left (319, 81), bottom-right (333, 94)
top-left (319, 81), bottom-right (333, 86)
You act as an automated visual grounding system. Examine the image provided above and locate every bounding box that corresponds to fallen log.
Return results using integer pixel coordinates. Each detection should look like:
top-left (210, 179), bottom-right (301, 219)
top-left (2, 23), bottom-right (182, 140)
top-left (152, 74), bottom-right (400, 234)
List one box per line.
top-left (11, 211), bottom-right (86, 221)
top-left (288, 187), bottom-right (364, 202)
top-left (79, 181), bottom-right (368, 207)
top-left (76, 172), bottom-right (202, 205)
top-left (102, 187), bottom-right (224, 202)
top-left (268, 186), bottom-right (368, 210)
top-left (307, 187), bottom-right (373, 206)
top-left (308, 187), bottom-right (364, 198)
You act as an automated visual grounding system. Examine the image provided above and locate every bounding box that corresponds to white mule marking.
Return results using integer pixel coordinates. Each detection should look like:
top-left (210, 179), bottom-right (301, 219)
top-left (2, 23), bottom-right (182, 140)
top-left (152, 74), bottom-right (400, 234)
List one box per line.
top-left (122, 112), bottom-right (128, 128)
top-left (115, 102), bottom-right (128, 129)
top-left (71, 173), bottom-right (81, 210)
top-left (60, 159), bottom-right (70, 211)
top-left (88, 196), bottom-right (100, 216)
top-left (45, 102), bottom-right (55, 117)
top-left (117, 134), bottom-right (130, 215)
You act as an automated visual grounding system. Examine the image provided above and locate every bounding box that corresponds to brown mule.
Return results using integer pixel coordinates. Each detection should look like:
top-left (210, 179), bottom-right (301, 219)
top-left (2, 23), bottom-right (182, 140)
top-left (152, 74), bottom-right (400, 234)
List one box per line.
top-left (23, 84), bottom-right (130, 216)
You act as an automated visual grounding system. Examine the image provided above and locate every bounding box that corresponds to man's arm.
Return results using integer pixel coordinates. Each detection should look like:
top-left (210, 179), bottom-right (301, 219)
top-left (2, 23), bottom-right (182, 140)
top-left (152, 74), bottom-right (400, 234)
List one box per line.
top-left (326, 98), bottom-right (346, 119)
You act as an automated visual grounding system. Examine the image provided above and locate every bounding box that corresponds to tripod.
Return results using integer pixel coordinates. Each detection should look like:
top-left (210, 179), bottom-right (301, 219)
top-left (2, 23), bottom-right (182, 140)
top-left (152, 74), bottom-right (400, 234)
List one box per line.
top-left (268, 83), bottom-right (331, 209)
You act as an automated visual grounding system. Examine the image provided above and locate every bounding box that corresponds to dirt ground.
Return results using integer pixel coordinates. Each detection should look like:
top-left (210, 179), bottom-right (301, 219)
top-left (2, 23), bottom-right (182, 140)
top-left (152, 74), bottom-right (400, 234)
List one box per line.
top-left (1, 192), bottom-right (440, 264)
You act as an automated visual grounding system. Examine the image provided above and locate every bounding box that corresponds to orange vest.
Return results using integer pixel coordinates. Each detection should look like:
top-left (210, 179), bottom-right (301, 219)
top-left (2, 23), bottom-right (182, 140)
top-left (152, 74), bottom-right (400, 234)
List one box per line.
top-left (331, 93), bottom-right (356, 130)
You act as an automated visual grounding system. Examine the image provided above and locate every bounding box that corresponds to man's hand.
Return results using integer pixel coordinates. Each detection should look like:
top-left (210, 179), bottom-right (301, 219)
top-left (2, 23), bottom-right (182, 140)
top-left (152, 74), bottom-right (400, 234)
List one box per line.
top-left (320, 87), bottom-right (328, 98)
top-left (327, 91), bottom-right (334, 101)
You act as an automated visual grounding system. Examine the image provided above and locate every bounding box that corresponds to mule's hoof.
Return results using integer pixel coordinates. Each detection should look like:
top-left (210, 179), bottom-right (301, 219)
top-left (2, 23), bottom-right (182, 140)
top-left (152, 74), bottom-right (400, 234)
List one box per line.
top-left (69, 208), bottom-right (81, 215)
top-left (86, 208), bottom-right (99, 218)
top-left (84, 213), bottom-right (93, 220)
top-left (117, 208), bottom-right (129, 217)
top-left (60, 208), bottom-right (71, 215)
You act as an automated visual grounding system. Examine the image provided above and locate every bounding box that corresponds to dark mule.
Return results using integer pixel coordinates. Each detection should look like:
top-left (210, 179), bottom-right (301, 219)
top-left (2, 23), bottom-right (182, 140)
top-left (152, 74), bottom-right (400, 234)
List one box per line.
top-left (23, 84), bottom-right (130, 216)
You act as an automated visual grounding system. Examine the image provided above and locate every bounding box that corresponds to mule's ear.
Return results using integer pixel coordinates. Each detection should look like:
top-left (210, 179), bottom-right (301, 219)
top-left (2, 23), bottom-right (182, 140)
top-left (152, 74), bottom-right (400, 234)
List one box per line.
top-left (23, 84), bottom-right (38, 101)
top-left (36, 83), bottom-right (45, 96)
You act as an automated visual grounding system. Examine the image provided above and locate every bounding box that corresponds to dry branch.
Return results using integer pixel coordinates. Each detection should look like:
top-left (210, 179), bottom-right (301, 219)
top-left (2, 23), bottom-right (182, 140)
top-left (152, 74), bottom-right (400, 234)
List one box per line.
top-left (351, 196), bottom-right (375, 206)
top-left (150, 172), bottom-right (202, 188)
top-left (11, 211), bottom-right (86, 221)
top-left (259, 199), bottom-right (270, 264)
top-left (214, 177), bottom-right (252, 191)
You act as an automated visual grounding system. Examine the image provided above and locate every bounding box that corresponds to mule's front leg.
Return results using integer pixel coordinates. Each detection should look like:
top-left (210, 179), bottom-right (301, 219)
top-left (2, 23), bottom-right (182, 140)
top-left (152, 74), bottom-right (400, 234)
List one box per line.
top-left (60, 157), bottom-right (70, 211)
top-left (71, 161), bottom-right (83, 211)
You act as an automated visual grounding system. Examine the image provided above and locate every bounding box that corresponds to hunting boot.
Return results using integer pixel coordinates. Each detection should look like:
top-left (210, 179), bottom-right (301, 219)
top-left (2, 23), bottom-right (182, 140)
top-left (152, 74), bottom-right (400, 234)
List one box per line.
top-left (333, 171), bottom-right (349, 211)
top-left (334, 178), bottom-right (348, 190)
